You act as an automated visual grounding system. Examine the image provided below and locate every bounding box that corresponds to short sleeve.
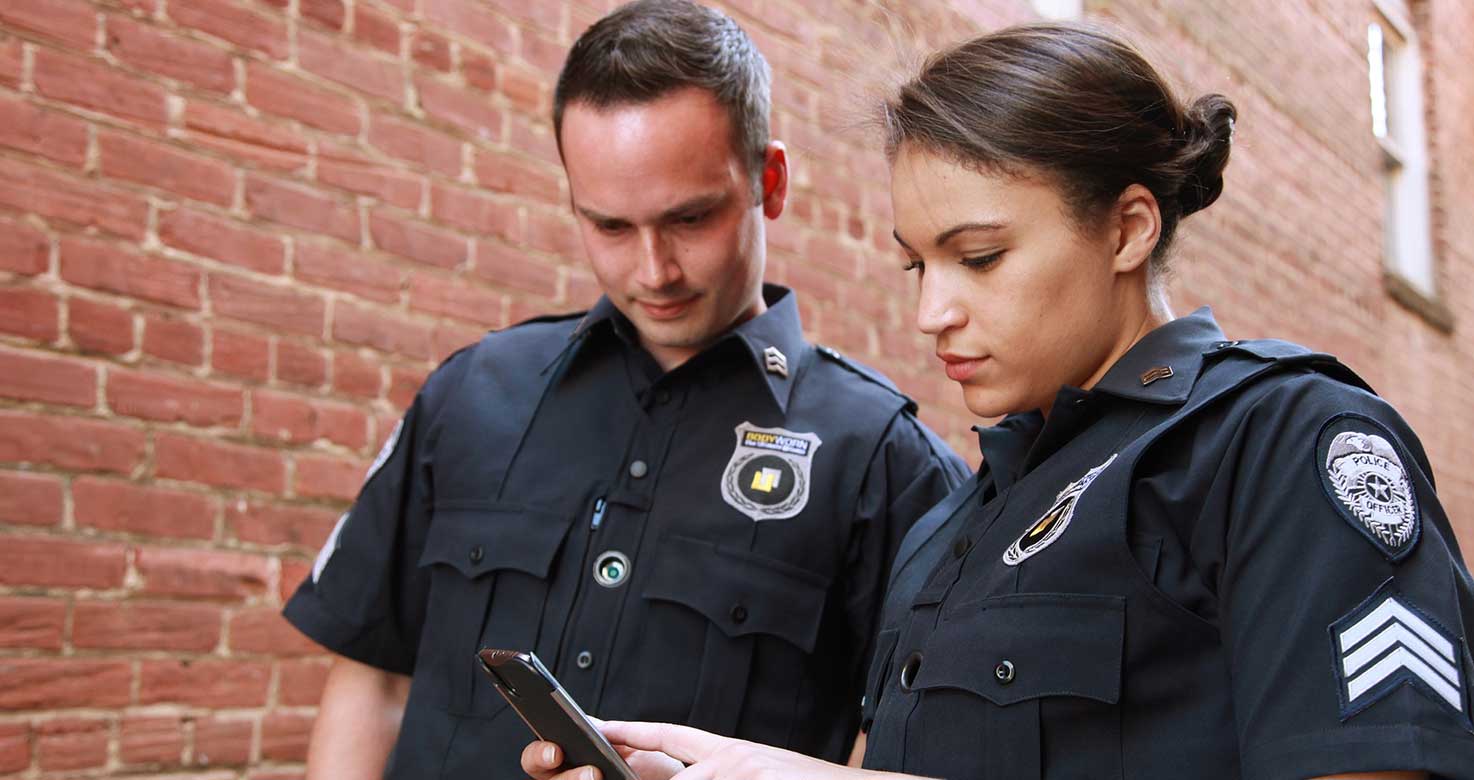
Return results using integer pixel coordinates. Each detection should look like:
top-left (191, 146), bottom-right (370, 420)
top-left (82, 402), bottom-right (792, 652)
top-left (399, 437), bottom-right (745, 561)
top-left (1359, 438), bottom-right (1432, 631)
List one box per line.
top-left (1213, 373), bottom-right (1474, 778)
top-left (282, 348), bottom-right (473, 675)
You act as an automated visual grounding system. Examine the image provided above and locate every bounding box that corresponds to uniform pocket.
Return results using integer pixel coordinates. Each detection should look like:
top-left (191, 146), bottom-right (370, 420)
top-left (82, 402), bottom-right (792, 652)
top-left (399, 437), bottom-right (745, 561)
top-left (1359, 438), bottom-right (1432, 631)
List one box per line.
top-left (417, 504), bottom-right (575, 717)
top-left (632, 534), bottom-right (831, 738)
top-left (905, 593), bottom-right (1125, 780)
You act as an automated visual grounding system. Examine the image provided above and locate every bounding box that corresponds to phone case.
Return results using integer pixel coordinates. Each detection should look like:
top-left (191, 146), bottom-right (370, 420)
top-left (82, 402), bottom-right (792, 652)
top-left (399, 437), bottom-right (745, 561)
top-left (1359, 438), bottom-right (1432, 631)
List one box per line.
top-left (477, 648), bottom-right (640, 780)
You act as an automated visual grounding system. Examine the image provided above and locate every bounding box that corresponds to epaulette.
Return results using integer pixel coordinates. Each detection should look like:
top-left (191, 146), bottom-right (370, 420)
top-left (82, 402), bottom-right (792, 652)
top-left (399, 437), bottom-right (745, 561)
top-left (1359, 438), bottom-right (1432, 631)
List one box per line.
top-left (1204, 338), bottom-right (1374, 394)
top-left (506, 310), bottom-right (588, 330)
top-left (814, 345), bottom-right (918, 413)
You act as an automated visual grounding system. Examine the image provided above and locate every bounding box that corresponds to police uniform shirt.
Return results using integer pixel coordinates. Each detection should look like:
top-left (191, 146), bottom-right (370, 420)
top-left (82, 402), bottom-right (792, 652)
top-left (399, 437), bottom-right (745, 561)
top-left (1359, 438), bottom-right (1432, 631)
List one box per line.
top-left (284, 284), bottom-right (968, 778)
top-left (861, 308), bottom-right (1474, 779)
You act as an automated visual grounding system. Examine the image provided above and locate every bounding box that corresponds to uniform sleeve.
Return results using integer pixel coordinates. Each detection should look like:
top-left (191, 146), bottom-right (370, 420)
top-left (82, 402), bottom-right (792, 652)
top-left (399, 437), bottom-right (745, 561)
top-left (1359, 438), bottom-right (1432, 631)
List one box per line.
top-left (282, 349), bottom-right (472, 675)
top-left (1212, 373), bottom-right (1474, 779)
top-left (846, 412), bottom-right (970, 718)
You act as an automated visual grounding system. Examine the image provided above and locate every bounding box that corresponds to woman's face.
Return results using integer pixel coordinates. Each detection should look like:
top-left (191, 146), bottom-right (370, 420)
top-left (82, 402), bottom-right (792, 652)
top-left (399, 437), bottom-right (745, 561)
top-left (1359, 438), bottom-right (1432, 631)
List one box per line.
top-left (890, 145), bottom-right (1146, 419)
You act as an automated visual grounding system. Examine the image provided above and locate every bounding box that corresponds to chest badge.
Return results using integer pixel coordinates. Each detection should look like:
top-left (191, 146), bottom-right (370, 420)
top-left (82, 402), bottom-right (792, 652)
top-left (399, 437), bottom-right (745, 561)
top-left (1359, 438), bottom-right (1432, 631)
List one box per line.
top-left (720, 423), bottom-right (822, 521)
top-left (1003, 453), bottom-right (1117, 566)
top-left (1317, 413), bottom-right (1419, 562)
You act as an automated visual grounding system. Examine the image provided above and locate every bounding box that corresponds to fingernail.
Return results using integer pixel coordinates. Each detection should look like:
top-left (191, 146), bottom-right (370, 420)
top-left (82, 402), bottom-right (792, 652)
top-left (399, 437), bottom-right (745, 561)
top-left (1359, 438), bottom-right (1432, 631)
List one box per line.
top-left (583, 769), bottom-right (598, 780)
top-left (543, 745), bottom-right (556, 764)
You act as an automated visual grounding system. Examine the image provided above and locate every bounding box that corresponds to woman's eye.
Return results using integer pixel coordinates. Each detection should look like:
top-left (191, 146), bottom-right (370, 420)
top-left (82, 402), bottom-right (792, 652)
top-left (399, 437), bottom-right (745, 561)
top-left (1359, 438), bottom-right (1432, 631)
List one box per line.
top-left (960, 251), bottom-right (1003, 269)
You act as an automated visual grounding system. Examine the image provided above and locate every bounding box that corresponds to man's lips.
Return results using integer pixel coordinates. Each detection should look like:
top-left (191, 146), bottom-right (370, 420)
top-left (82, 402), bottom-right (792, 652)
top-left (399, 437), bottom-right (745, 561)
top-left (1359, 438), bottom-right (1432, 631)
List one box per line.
top-left (637, 297), bottom-right (696, 320)
top-left (938, 353), bottom-right (987, 382)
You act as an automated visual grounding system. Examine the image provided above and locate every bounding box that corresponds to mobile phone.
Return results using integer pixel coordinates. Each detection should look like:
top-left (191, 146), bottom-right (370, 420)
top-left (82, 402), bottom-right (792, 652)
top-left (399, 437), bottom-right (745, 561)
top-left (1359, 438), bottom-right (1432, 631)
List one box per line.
top-left (476, 648), bottom-right (639, 780)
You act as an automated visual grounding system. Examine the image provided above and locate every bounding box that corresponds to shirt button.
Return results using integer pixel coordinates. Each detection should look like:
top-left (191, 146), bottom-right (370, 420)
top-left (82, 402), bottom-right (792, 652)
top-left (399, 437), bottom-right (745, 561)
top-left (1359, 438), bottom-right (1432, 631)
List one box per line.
top-left (654, 388), bottom-right (671, 405)
top-left (629, 460), bottom-right (648, 479)
top-left (729, 604), bottom-right (748, 624)
top-left (952, 536), bottom-right (971, 559)
top-left (469, 545), bottom-right (484, 564)
top-left (994, 659), bottom-right (1016, 685)
top-left (576, 651), bottom-right (594, 670)
top-left (899, 651), bottom-right (923, 693)
top-left (593, 550), bottom-right (631, 588)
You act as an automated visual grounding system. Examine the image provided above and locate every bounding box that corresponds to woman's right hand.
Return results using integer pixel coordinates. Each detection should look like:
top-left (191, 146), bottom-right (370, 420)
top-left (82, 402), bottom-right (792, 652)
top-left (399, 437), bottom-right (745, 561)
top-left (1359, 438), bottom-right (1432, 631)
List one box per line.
top-left (520, 738), bottom-right (685, 780)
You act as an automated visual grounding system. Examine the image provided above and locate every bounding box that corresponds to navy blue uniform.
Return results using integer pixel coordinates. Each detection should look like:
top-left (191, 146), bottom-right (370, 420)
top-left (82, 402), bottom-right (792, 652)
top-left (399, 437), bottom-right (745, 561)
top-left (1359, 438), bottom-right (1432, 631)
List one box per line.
top-left (284, 285), bottom-right (967, 778)
top-left (862, 309), bottom-right (1474, 779)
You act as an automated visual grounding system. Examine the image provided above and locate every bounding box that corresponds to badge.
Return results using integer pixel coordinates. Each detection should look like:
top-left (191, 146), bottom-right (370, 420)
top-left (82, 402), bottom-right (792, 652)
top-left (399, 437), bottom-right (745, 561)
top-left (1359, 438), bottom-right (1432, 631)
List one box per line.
top-left (1317, 413), bottom-right (1419, 561)
top-left (1330, 578), bottom-right (1468, 724)
top-left (720, 423), bottom-right (822, 521)
top-left (1003, 453), bottom-right (1117, 566)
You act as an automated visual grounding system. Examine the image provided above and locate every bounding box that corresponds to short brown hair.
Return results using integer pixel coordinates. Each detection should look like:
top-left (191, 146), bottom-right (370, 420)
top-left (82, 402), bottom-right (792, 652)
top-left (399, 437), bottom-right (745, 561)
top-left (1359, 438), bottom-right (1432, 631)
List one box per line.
top-left (554, 0), bottom-right (772, 198)
top-left (882, 22), bottom-right (1236, 270)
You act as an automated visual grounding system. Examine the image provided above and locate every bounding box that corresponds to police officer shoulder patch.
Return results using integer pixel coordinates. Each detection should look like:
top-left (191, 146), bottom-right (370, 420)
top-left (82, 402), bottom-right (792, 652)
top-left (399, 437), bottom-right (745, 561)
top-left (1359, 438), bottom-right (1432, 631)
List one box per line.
top-left (1003, 453), bottom-right (1116, 566)
top-left (1316, 413), bottom-right (1420, 562)
top-left (720, 423), bottom-right (822, 521)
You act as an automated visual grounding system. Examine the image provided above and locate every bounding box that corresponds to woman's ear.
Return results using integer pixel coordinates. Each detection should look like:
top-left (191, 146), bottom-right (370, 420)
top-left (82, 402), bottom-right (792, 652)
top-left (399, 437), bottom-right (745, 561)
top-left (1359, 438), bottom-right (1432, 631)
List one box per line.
top-left (1111, 183), bottom-right (1161, 274)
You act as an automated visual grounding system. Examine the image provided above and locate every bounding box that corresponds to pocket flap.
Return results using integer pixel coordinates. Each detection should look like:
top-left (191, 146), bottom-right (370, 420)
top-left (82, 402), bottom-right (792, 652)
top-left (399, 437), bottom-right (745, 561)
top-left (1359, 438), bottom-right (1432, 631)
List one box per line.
top-left (418, 505), bottom-right (573, 579)
top-left (911, 593), bottom-right (1124, 706)
top-left (641, 534), bottom-right (831, 653)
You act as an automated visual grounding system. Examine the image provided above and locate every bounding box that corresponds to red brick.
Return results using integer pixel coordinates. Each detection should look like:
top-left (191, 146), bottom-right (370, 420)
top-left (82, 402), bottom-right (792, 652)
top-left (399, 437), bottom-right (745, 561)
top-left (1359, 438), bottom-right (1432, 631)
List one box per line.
top-left (229, 607), bottom-right (322, 655)
top-left (160, 207), bottom-right (287, 275)
top-left (388, 365), bottom-right (430, 408)
top-left (184, 100), bottom-right (311, 173)
top-left (278, 658), bottom-right (332, 706)
top-left (317, 141), bottom-right (423, 210)
top-left (332, 350), bottom-right (382, 398)
top-left (120, 715), bottom-right (185, 766)
top-left (295, 453), bottom-right (364, 501)
top-left (278, 558), bottom-right (311, 602)
top-left (416, 74), bottom-right (504, 141)
top-left (0, 722), bottom-right (28, 774)
top-left (139, 659), bottom-right (271, 707)
top-left (300, 0), bottom-right (345, 30)
top-left (0, 38), bottom-right (19, 89)
top-left (142, 312), bottom-right (206, 365)
top-left (0, 95), bottom-right (89, 167)
top-left (61, 236), bottom-right (202, 309)
top-left (107, 14), bottom-right (235, 92)
top-left (0, 659), bottom-right (132, 709)
top-left (227, 499), bottom-right (340, 550)
top-left (0, 349), bottom-right (97, 407)
top-left (0, 157), bottom-right (149, 240)
top-left (246, 174), bottom-right (361, 243)
top-left (422, 0), bottom-right (515, 51)
top-left (506, 111), bottom-right (561, 166)
top-left (69, 297), bottom-right (134, 355)
top-left (0, 0), bottom-right (98, 49)
top-left (461, 48), bottom-right (496, 91)
top-left (519, 29), bottom-right (567, 75)
top-left (73, 600), bottom-right (223, 651)
top-left (525, 207), bottom-right (583, 260)
top-left (475, 148), bottom-right (562, 204)
top-left (0, 287), bottom-right (59, 342)
top-left (275, 340), bottom-right (328, 387)
top-left (0, 470), bottom-right (63, 527)
top-left (246, 63), bottom-right (361, 135)
top-left (0, 536), bottom-right (127, 588)
top-left (99, 130), bottom-right (236, 206)
top-left (469, 239), bottom-right (559, 297)
top-left (332, 301), bottom-right (433, 359)
top-left (0, 215), bottom-right (50, 276)
top-left (0, 410), bottom-right (146, 474)
top-left (107, 368), bottom-right (243, 426)
top-left (408, 273), bottom-right (502, 326)
top-left (212, 329), bottom-right (270, 382)
top-left (371, 208), bottom-right (468, 268)
top-left (34, 47), bottom-right (167, 125)
top-left (136, 546), bottom-right (271, 600)
top-left (251, 390), bottom-right (368, 448)
top-left (170, 0), bottom-right (289, 58)
top-left (156, 433), bottom-right (287, 493)
top-left (0, 596), bottom-right (65, 649)
top-left (411, 29), bottom-right (452, 71)
top-left (431, 183), bottom-right (521, 240)
top-left (353, 3), bottom-right (401, 53)
top-left (73, 477), bottom-right (217, 540)
top-left (299, 27), bottom-right (402, 102)
top-left (431, 321), bottom-right (484, 362)
top-left (37, 717), bottom-right (108, 772)
top-left (369, 114), bottom-right (462, 176)
top-left (481, 0), bottom-right (562, 33)
top-left (193, 716), bottom-right (253, 766)
top-left (210, 272), bottom-right (326, 337)
top-left (294, 240), bottom-right (403, 303)
top-left (261, 711), bottom-right (313, 762)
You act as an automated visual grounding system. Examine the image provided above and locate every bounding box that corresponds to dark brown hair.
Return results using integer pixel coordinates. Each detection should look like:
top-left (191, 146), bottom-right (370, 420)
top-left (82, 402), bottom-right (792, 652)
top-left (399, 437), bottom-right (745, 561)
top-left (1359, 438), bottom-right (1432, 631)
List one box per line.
top-left (882, 22), bottom-right (1236, 268)
top-left (554, 0), bottom-right (771, 198)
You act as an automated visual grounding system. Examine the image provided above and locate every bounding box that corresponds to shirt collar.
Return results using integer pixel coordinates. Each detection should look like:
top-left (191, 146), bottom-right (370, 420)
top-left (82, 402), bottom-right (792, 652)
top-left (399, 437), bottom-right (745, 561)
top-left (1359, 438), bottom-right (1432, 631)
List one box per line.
top-left (973, 411), bottom-right (1045, 495)
top-left (563, 284), bottom-right (807, 414)
top-left (1087, 307), bottom-right (1225, 405)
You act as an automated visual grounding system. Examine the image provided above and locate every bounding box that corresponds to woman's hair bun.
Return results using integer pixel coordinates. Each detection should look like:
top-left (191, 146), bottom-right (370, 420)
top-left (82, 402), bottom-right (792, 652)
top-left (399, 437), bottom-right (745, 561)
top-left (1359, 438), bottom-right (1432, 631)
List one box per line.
top-left (1177, 93), bottom-right (1237, 216)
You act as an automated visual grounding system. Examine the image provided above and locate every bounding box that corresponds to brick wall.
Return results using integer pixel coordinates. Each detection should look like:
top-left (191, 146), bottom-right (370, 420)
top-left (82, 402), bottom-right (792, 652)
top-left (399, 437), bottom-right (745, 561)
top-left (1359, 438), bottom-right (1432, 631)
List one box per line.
top-left (0, 0), bottom-right (1469, 776)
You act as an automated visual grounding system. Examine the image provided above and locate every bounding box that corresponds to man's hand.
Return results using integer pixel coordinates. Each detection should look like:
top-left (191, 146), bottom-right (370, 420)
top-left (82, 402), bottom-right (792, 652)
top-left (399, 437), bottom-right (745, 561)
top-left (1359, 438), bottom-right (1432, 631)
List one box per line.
top-left (305, 656), bottom-right (411, 780)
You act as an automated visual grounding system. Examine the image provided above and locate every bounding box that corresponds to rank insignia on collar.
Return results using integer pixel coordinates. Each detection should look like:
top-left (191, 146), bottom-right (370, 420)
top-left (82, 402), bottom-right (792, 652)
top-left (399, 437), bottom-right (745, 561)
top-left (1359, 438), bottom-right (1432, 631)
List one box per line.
top-left (763, 346), bottom-right (788, 378)
top-left (720, 423), bottom-right (821, 521)
top-left (1003, 453), bottom-right (1117, 566)
top-left (1331, 579), bottom-right (1468, 725)
top-left (1317, 413), bottom-right (1420, 562)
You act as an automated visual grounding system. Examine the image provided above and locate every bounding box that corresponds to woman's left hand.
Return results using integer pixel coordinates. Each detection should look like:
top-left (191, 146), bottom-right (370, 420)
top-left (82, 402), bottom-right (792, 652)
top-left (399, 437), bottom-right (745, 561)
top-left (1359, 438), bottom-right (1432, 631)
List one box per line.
top-left (600, 721), bottom-right (910, 780)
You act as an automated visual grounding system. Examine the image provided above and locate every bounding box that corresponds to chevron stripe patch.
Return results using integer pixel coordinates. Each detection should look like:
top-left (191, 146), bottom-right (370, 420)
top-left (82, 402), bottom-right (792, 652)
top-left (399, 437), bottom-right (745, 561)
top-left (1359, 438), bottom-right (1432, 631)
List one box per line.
top-left (1332, 579), bottom-right (1468, 722)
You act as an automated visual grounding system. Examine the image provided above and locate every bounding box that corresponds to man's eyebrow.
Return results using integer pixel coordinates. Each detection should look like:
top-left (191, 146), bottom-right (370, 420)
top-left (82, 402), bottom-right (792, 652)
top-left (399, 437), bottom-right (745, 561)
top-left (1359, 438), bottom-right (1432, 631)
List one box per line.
top-left (575, 193), bottom-right (727, 225)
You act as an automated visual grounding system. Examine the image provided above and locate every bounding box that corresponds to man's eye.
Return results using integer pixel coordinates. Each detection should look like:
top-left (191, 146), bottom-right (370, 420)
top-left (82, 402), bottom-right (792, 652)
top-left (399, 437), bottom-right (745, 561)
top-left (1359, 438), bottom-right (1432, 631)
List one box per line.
top-left (902, 260), bottom-right (923, 273)
top-left (595, 221), bottom-right (628, 234)
top-left (675, 211), bottom-right (708, 226)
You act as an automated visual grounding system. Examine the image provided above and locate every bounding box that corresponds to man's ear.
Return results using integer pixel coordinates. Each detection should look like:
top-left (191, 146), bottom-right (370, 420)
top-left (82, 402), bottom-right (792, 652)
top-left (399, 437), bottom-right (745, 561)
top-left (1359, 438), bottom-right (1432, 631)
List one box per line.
top-left (761, 141), bottom-right (788, 219)
top-left (1110, 183), bottom-right (1161, 275)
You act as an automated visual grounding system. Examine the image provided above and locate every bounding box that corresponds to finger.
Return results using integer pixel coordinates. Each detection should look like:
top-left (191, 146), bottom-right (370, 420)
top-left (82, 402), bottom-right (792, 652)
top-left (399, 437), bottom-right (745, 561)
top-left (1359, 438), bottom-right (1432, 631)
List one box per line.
top-left (600, 721), bottom-right (731, 766)
top-left (520, 740), bottom-right (562, 776)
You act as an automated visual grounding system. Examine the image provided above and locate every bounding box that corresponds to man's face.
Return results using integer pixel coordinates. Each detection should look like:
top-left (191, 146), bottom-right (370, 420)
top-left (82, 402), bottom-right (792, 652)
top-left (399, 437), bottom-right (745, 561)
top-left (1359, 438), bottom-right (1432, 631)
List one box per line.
top-left (560, 87), bottom-right (785, 370)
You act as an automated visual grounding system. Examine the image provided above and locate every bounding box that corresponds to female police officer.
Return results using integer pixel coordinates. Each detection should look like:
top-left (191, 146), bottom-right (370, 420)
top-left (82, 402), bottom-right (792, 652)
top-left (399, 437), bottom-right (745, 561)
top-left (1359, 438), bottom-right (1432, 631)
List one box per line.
top-left (524, 21), bottom-right (1474, 780)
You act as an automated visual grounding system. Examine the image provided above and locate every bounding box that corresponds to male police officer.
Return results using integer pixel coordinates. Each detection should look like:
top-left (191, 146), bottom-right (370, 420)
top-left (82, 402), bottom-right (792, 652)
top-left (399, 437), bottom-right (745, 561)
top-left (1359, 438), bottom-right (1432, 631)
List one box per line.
top-left (282, 2), bottom-right (968, 777)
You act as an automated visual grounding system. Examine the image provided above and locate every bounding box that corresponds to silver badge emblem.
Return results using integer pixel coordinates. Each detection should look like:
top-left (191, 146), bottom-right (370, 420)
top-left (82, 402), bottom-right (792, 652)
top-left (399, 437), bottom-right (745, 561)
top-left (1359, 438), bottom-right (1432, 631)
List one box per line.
top-left (1326, 431), bottom-right (1416, 551)
top-left (763, 346), bottom-right (788, 378)
top-left (1003, 453), bottom-right (1117, 566)
top-left (720, 423), bottom-right (821, 521)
